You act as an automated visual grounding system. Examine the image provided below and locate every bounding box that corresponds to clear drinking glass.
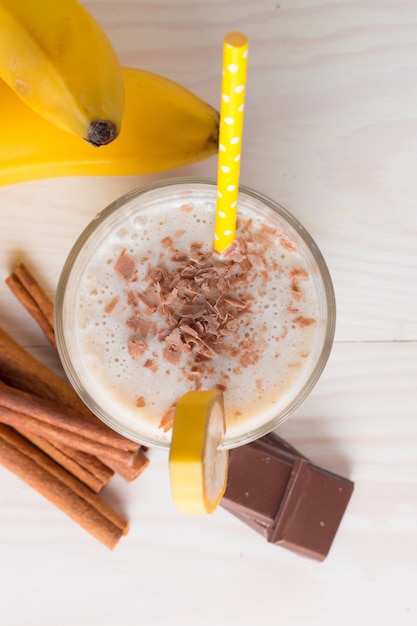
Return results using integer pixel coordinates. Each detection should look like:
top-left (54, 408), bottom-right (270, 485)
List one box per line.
top-left (55, 178), bottom-right (335, 450)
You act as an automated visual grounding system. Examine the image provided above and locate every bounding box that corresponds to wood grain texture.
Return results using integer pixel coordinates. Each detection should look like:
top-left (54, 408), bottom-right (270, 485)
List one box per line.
top-left (0, 1), bottom-right (416, 625)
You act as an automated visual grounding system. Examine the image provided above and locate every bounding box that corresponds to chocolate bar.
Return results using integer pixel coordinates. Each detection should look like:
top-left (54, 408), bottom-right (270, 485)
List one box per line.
top-left (221, 433), bottom-right (354, 561)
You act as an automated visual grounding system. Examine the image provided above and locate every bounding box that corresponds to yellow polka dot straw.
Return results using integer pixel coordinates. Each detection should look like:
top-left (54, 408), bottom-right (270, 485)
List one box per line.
top-left (214, 32), bottom-right (249, 254)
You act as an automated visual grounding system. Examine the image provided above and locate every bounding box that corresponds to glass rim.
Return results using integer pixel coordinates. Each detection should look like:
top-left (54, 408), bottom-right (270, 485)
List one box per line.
top-left (55, 176), bottom-right (336, 450)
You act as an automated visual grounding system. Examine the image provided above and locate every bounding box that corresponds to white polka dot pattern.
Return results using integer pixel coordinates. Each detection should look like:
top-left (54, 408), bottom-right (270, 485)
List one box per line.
top-left (214, 32), bottom-right (248, 252)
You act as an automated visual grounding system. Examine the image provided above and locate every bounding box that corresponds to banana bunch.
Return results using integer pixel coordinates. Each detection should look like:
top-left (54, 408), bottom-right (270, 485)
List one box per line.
top-left (0, 0), bottom-right (219, 186)
top-left (0, 0), bottom-right (124, 146)
top-left (0, 67), bottom-right (219, 186)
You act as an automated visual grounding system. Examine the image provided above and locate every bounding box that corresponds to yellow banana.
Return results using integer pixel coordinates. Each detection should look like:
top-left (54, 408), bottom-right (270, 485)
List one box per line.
top-left (169, 390), bottom-right (229, 515)
top-left (0, 0), bottom-right (124, 145)
top-left (0, 67), bottom-right (219, 187)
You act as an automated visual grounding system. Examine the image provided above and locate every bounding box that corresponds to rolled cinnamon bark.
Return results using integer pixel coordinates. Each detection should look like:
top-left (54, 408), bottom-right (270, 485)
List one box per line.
top-left (9, 263), bottom-right (55, 327)
top-left (57, 444), bottom-right (115, 484)
top-left (15, 429), bottom-right (111, 493)
top-left (0, 403), bottom-right (138, 464)
top-left (0, 425), bottom-right (128, 549)
top-left (5, 270), bottom-right (56, 347)
top-left (0, 379), bottom-right (138, 453)
top-left (99, 447), bottom-right (150, 482)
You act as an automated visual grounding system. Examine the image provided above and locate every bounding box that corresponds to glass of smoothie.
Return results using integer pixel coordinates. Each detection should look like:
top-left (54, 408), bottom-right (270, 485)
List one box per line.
top-left (54, 178), bottom-right (335, 450)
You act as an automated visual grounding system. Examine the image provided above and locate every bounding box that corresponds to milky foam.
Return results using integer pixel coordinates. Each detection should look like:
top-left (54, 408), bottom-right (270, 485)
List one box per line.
top-left (59, 184), bottom-right (328, 448)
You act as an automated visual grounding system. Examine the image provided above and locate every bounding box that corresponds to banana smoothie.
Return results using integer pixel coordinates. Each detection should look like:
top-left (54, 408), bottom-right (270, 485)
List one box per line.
top-left (55, 179), bottom-right (335, 449)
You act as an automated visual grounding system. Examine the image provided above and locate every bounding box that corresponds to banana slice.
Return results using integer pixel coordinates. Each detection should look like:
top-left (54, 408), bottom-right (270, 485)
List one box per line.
top-left (169, 390), bottom-right (229, 514)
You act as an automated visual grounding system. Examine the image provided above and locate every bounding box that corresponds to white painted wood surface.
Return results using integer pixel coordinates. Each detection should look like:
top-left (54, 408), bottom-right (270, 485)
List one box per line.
top-left (0, 1), bottom-right (416, 624)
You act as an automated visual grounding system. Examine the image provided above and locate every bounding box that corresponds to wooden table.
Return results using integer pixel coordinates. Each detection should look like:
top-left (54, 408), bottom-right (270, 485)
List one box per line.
top-left (1, 1), bottom-right (416, 624)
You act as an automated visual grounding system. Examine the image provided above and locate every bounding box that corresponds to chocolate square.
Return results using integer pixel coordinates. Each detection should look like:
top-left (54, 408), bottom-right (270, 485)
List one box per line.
top-left (269, 458), bottom-right (354, 561)
top-left (223, 442), bottom-right (294, 523)
top-left (221, 434), bottom-right (354, 561)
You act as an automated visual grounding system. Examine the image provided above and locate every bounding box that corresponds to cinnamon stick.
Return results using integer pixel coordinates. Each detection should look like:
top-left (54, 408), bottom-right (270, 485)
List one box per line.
top-left (5, 266), bottom-right (56, 347)
top-left (57, 445), bottom-right (115, 485)
top-left (0, 324), bottom-right (107, 435)
top-left (0, 325), bottom-right (64, 399)
top-left (0, 379), bottom-right (138, 453)
top-left (3, 272), bottom-right (150, 479)
top-left (0, 424), bottom-right (128, 549)
top-left (0, 325), bottom-right (113, 423)
top-left (11, 263), bottom-right (54, 327)
top-left (99, 447), bottom-right (150, 482)
top-left (0, 403), bottom-right (138, 464)
top-left (15, 429), bottom-right (111, 493)
top-left (0, 267), bottom-right (151, 546)
top-left (0, 326), bottom-right (149, 468)
top-left (0, 331), bottom-right (141, 460)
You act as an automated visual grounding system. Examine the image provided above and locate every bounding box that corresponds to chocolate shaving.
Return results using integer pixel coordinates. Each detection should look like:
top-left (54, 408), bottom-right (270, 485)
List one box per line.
top-left (104, 296), bottom-right (119, 314)
top-left (122, 238), bottom-right (259, 370)
top-left (293, 316), bottom-right (316, 328)
top-left (143, 359), bottom-right (158, 373)
top-left (114, 250), bottom-right (137, 282)
top-left (159, 404), bottom-right (176, 432)
top-left (128, 338), bottom-right (147, 359)
top-left (290, 268), bottom-right (309, 281)
top-left (280, 237), bottom-right (297, 252)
